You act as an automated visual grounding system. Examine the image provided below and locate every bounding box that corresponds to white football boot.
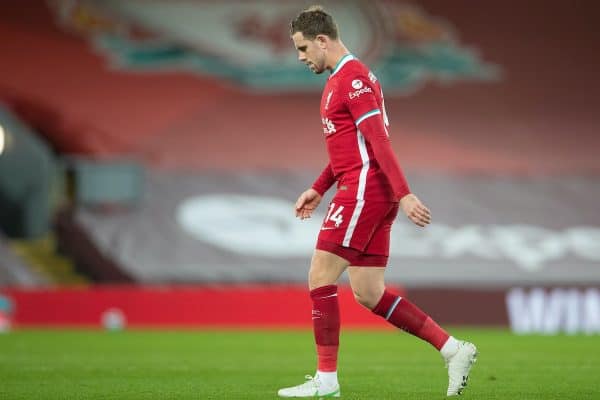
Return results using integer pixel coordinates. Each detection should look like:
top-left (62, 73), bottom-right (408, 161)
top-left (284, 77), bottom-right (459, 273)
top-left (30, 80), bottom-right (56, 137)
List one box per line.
top-left (445, 341), bottom-right (478, 396)
top-left (278, 375), bottom-right (340, 398)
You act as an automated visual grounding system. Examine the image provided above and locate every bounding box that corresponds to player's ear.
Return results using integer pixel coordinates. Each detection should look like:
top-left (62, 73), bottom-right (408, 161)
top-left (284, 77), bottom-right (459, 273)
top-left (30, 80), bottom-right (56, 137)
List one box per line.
top-left (315, 34), bottom-right (328, 49)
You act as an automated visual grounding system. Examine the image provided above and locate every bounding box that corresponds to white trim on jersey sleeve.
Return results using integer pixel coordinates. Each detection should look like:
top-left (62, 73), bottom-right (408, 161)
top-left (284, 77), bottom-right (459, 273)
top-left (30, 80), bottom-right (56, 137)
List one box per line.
top-left (355, 108), bottom-right (381, 126)
top-left (342, 129), bottom-right (370, 247)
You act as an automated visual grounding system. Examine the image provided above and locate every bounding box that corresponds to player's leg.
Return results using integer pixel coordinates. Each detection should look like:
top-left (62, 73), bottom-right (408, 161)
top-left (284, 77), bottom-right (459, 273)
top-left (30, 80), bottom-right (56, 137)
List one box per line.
top-left (308, 249), bottom-right (348, 386)
top-left (353, 203), bottom-right (477, 396)
top-left (279, 198), bottom-right (393, 398)
top-left (346, 265), bottom-right (386, 309)
top-left (348, 265), bottom-right (477, 396)
top-left (351, 266), bottom-right (451, 350)
top-left (348, 264), bottom-right (450, 349)
top-left (354, 203), bottom-right (454, 350)
top-left (278, 249), bottom-right (348, 398)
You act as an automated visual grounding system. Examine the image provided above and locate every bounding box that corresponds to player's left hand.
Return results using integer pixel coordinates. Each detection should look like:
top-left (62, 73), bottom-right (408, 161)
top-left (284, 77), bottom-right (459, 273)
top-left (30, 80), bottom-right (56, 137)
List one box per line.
top-left (399, 193), bottom-right (431, 227)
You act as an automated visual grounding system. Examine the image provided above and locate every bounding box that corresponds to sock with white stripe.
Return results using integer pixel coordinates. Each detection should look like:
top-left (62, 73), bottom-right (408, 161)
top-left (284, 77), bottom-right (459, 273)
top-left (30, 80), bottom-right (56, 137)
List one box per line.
top-left (372, 289), bottom-right (450, 350)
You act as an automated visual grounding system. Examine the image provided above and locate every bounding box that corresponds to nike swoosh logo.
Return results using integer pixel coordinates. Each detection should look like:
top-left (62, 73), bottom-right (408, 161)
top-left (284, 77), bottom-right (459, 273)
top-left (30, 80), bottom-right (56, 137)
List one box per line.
top-left (318, 293), bottom-right (338, 299)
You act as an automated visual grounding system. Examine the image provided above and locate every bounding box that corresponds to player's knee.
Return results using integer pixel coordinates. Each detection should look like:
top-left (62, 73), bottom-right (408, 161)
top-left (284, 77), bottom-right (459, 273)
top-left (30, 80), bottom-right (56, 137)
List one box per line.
top-left (352, 287), bottom-right (379, 310)
top-left (308, 266), bottom-right (333, 290)
top-left (308, 271), bottom-right (321, 290)
top-left (308, 251), bottom-right (346, 290)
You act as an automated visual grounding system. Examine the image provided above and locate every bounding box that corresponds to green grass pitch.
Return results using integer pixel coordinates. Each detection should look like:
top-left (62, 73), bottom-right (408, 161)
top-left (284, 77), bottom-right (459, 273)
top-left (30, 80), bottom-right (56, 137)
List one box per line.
top-left (1, 328), bottom-right (599, 399)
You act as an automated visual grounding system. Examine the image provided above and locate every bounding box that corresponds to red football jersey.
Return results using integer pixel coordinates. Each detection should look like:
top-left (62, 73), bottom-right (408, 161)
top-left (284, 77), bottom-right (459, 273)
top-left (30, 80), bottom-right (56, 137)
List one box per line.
top-left (315, 54), bottom-right (410, 202)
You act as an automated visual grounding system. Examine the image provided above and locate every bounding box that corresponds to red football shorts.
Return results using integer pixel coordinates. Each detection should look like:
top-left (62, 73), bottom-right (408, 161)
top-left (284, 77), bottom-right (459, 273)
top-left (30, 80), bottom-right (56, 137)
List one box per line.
top-left (316, 197), bottom-right (399, 267)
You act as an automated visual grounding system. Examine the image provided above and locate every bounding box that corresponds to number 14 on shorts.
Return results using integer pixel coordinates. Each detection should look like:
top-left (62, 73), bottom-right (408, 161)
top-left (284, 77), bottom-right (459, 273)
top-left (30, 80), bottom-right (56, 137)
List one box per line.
top-left (324, 203), bottom-right (345, 228)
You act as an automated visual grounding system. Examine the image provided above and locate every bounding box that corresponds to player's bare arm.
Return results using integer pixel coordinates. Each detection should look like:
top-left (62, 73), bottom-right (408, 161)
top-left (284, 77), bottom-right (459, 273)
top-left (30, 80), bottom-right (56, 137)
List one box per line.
top-left (295, 188), bottom-right (322, 220)
top-left (400, 193), bottom-right (431, 227)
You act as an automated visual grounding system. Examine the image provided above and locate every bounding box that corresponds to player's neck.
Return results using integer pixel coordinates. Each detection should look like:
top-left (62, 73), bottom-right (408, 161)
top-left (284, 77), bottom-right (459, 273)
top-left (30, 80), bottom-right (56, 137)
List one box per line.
top-left (327, 42), bottom-right (351, 73)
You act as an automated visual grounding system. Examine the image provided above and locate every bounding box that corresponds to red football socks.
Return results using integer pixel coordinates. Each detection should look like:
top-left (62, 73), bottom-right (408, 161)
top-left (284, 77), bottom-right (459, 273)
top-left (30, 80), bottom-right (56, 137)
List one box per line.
top-left (310, 285), bottom-right (340, 372)
top-left (372, 289), bottom-right (449, 350)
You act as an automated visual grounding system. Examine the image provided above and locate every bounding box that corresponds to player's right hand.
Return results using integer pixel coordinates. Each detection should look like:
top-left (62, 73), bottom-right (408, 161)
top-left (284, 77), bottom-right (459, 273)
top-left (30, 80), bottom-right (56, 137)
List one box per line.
top-left (295, 188), bottom-right (322, 220)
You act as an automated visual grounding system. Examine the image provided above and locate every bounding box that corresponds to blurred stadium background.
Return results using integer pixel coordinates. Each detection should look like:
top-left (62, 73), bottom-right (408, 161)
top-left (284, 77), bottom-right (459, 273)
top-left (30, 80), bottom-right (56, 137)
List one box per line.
top-left (1, 0), bottom-right (599, 352)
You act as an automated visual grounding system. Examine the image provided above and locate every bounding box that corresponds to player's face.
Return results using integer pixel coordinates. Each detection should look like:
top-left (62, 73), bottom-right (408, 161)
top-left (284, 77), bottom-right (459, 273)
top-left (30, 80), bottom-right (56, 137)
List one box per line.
top-left (292, 32), bottom-right (326, 74)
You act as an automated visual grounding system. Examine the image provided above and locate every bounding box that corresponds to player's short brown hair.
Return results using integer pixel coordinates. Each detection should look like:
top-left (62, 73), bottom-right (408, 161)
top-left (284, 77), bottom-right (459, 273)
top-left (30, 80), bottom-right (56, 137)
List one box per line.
top-left (290, 5), bottom-right (339, 40)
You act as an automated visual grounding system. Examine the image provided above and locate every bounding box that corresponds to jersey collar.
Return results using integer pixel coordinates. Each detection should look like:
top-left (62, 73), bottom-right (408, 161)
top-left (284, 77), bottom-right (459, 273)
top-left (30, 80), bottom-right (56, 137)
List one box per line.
top-left (330, 54), bottom-right (356, 78)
